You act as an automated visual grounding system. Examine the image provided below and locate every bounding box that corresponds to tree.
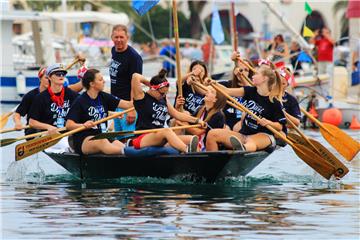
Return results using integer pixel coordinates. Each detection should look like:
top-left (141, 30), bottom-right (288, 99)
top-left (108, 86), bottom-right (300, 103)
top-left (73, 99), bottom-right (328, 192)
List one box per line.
top-left (188, 1), bottom-right (207, 39)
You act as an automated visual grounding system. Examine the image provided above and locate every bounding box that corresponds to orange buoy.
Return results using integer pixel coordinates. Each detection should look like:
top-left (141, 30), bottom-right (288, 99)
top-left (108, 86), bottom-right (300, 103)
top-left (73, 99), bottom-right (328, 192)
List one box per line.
top-left (322, 108), bottom-right (342, 126)
top-left (349, 115), bottom-right (360, 130)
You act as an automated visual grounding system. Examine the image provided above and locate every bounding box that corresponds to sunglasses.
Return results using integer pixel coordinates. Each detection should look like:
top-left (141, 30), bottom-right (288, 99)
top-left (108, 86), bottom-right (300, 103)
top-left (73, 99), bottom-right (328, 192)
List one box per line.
top-left (239, 68), bottom-right (249, 73)
top-left (53, 72), bottom-right (66, 77)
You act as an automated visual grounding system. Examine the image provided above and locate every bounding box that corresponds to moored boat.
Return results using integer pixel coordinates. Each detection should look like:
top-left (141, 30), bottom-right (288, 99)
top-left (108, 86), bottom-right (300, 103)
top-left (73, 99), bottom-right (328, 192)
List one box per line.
top-left (44, 148), bottom-right (274, 183)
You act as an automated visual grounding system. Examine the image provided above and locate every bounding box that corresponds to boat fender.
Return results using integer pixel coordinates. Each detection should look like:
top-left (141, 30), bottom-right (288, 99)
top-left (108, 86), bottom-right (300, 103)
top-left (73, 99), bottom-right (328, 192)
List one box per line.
top-left (16, 72), bottom-right (27, 96)
top-left (124, 146), bottom-right (179, 157)
top-left (349, 115), bottom-right (360, 130)
top-left (322, 108), bottom-right (342, 126)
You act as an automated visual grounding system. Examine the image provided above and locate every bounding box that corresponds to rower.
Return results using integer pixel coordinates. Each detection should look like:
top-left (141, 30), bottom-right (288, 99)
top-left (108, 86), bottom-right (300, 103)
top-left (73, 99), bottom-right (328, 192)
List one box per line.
top-left (28, 63), bottom-right (79, 135)
top-left (206, 60), bottom-right (287, 152)
top-left (66, 69), bottom-right (133, 155)
top-left (174, 60), bottom-right (209, 116)
top-left (131, 69), bottom-right (206, 153)
top-left (13, 60), bottom-right (85, 135)
top-left (176, 85), bottom-right (227, 152)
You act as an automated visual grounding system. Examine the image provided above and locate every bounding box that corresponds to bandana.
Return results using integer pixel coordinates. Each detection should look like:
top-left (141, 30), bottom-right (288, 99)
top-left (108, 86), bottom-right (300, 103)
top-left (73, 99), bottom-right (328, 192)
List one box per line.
top-left (48, 86), bottom-right (65, 107)
top-left (258, 59), bottom-right (271, 67)
top-left (77, 65), bottom-right (88, 80)
top-left (150, 81), bottom-right (169, 90)
top-left (279, 67), bottom-right (293, 84)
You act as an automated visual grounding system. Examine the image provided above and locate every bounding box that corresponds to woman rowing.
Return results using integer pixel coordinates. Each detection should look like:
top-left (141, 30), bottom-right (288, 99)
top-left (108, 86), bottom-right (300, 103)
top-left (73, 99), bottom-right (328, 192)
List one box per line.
top-left (219, 52), bottom-right (255, 131)
top-left (28, 63), bottom-right (79, 134)
top-left (13, 61), bottom-right (85, 134)
top-left (174, 60), bottom-right (209, 116)
top-left (206, 60), bottom-right (286, 152)
top-left (175, 85), bottom-right (227, 151)
top-left (66, 69), bottom-right (133, 155)
top-left (131, 69), bottom-right (206, 153)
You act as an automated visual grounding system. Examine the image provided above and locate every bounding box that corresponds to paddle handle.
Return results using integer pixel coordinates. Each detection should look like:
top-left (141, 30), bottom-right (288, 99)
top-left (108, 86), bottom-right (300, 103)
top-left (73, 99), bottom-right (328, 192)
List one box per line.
top-left (65, 57), bottom-right (81, 71)
top-left (239, 58), bottom-right (256, 73)
top-left (0, 125), bottom-right (30, 134)
top-left (285, 112), bottom-right (322, 154)
top-left (62, 107), bottom-right (135, 138)
top-left (300, 107), bottom-right (331, 134)
top-left (15, 127), bottom-right (67, 141)
top-left (123, 124), bottom-right (202, 136)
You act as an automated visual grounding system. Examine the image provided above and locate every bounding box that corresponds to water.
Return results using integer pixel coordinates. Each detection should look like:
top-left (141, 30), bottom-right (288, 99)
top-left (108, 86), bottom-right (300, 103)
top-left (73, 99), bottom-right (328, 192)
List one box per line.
top-left (1, 104), bottom-right (359, 239)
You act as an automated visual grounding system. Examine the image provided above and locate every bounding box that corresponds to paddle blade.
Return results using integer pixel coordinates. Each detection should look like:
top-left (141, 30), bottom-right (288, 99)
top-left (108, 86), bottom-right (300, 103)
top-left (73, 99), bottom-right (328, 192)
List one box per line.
top-left (15, 133), bottom-right (61, 161)
top-left (292, 143), bottom-right (336, 180)
top-left (0, 112), bottom-right (12, 129)
top-left (320, 123), bottom-right (360, 161)
top-left (0, 138), bottom-right (17, 147)
top-left (288, 133), bottom-right (349, 179)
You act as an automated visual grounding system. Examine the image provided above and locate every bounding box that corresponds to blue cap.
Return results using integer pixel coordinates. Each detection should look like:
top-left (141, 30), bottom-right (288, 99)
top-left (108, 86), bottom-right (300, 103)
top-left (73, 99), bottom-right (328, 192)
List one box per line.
top-left (46, 63), bottom-right (68, 76)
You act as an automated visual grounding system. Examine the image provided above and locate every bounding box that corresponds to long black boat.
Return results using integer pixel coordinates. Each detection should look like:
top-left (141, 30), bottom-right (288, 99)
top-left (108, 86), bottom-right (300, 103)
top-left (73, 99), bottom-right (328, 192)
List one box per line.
top-left (44, 148), bottom-right (274, 183)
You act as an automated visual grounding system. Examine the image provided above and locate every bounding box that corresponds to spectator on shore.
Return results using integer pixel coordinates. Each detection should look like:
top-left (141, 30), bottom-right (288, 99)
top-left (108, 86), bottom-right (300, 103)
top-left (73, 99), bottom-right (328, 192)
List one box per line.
top-left (289, 41), bottom-right (302, 75)
top-left (159, 39), bottom-right (176, 78)
top-left (310, 27), bottom-right (335, 74)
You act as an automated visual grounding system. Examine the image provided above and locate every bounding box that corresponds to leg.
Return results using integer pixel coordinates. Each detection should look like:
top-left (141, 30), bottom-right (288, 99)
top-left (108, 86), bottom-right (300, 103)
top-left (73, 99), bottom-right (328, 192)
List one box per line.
top-left (206, 128), bottom-right (244, 151)
top-left (140, 128), bottom-right (188, 152)
top-left (244, 133), bottom-right (272, 152)
top-left (81, 136), bottom-right (124, 155)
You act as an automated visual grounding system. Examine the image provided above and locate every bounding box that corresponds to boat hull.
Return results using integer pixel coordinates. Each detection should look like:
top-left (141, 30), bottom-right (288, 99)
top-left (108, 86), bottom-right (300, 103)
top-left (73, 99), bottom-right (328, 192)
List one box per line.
top-left (44, 150), bottom-right (271, 182)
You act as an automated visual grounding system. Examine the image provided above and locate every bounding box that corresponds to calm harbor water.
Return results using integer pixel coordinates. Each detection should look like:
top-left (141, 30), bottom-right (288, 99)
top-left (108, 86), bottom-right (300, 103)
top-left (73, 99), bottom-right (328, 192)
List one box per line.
top-left (1, 104), bottom-right (359, 239)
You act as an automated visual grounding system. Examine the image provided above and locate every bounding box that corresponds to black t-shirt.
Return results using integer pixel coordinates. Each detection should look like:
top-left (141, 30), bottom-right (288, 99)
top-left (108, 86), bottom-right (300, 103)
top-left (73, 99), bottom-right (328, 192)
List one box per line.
top-left (283, 92), bottom-right (301, 120)
top-left (109, 46), bottom-right (143, 100)
top-left (28, 87), bottom-right (78, 127)
top-left (16, 87), bottom-right (40, 135)
top-left (66, 91), bottom-right (120, 139)
top-left (16, 87), bottom-right (40, 119)
top-left (134, 93), bottom-right (169, 130)
top-left (219, 80), bottom-right (243, 129)
top-left (240, 86), bottom-right (286, 136)
top-left (176, 81), bottom-right (204, 116)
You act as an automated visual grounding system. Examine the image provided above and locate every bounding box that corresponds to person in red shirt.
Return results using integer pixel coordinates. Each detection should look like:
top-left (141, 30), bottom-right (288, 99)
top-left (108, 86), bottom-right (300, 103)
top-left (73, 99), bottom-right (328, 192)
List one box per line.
top-left (311, 27), bottom-right (335, 74)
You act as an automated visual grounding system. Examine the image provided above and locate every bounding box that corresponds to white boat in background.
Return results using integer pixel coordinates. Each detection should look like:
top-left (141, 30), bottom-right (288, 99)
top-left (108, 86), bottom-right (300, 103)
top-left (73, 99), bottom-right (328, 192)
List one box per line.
top-left (0, 10), bottom-right (129, 104)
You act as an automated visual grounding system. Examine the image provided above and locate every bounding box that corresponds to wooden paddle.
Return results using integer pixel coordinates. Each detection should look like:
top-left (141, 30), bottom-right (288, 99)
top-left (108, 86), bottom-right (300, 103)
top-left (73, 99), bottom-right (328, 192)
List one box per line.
top-left (0, 106), bottom-right (18, 129)
top-left (1, 127), bottom-right (66, 147)
top-left (91, 124), bottom-right (202, 140)
top-left (285, 112), bottom-right (348, 178)
top-left (287, 132), bottom-right (349, 178)
top-left (245, 62), bottom-right (359, 161)
top-left (211, 83), bottom-right (336, 180)
top-left (15, 108), bottom-right (134, 161)
top-left (0, 125), bottom-right (30, 134)
top-left (301, 107), bottom-right (360, 161)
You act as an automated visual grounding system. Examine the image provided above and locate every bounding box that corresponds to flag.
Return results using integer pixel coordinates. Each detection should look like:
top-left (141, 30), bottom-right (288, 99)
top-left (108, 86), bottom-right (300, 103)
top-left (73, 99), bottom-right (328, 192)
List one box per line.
top-left (132, 0), bottom-right (159, 16)
top-left (303, 25), bottom-right (314, 37)
top-left (305, 1), bottom-right (312, 15)
top-left (297, 51), bottom-right (312, 63)
top-left (211, 3), bottom-right (225, 44)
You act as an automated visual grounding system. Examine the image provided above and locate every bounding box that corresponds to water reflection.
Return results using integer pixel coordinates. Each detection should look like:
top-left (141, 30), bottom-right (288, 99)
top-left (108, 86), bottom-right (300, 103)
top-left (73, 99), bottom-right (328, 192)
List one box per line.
top-left (2, 178), bottom-right (358, 239)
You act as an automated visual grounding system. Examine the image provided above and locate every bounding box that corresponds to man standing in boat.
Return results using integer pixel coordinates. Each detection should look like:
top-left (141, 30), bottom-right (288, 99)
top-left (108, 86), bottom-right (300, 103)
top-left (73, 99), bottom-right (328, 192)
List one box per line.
top-left (109, 24), bottom-right (143, 134)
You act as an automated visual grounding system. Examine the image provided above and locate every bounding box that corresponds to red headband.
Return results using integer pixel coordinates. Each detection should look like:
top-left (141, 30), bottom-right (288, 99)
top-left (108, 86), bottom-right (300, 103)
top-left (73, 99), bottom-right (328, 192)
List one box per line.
top-left (279, 67), bottom-right (293, 84)
top-left (258, 59), bottom-right (271, 67)
top-left (150, 81), bottom-right (169, 90)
